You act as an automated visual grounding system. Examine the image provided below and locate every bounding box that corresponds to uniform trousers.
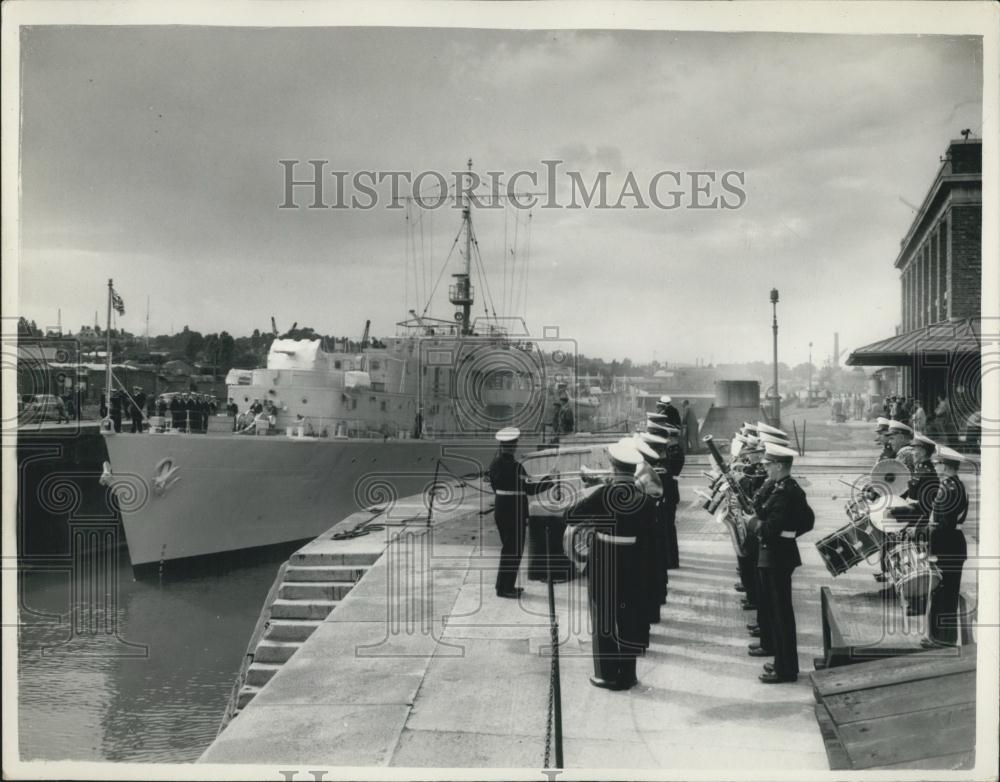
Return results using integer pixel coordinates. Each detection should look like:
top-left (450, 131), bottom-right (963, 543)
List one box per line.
top-left (663, 501), bottom-right (680, 570)
top-left (494, 512), bottom-right (525, 593)
top-left (737, 535), bottom-right (759, 604)
top-left (759, 566), bottom-right (798, 678)
top-left (928, 530), bottom-right (967, 645)
top-left (589, 536), bottom-right (645, 685)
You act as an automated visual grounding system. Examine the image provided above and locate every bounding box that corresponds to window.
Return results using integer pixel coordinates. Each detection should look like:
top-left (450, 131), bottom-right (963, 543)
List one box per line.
top-left (380, 401), bottom-right (387, 412)
top-left (334, 360), bottom-right (341, 369)
top-left (370, 360), bottom-right (381, 371)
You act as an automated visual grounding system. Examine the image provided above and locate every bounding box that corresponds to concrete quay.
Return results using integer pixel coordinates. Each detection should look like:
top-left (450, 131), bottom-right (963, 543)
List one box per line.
top-left (199, 450), bottom-right (980, 771)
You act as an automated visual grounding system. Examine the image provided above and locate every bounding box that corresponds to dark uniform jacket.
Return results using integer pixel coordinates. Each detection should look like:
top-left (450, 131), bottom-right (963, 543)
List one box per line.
top-left (753, 476), bottom-right (812, 570)
top-left (930, 475), bottom-right (968, 558)
top-left (660, 446), bottom-right (685, 505)
top-left (903, 458), bottom-right (939, 525)
top-left (563, 479), bottom-right (657, 650)
top-left (487, 454), bottom-right (552, 522)
top-left (660, 403), bottom-right (682, 427)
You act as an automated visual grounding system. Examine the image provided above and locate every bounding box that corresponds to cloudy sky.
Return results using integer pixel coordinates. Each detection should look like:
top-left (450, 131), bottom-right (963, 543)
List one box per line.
top-left (16, 25), bottom-right (982, 365)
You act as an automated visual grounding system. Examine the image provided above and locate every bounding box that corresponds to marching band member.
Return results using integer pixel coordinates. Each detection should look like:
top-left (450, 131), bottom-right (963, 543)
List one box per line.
top-left (874, 417), bottom-right (895, 463)
top-left (638, 430), bottom-right (671, 610)
top-left (630, 436), bottom-right (664, 629)
top-left (902, 432), bottom-right (939, 537)
top-left (564, 440), bottom-right (655, 690)
top-left (923, 445), bottom-right (969, 648)
top-left (647, 416), bottom-right (684, 569)
top-left (748, 441), bottom-right (814, 683)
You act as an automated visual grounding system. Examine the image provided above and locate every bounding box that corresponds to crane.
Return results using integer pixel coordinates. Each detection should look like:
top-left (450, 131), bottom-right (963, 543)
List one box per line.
top-left (360, 319), bottom-right (371, 350)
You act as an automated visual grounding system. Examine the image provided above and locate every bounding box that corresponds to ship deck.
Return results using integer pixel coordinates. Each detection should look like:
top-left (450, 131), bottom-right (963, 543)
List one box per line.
top-left (199, 451), bottom-right (982, 771)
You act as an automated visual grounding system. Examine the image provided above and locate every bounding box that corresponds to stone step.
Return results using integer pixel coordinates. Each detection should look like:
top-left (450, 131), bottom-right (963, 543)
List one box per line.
top-left (291, 550), bottom-right (379, 567)
top-left (279, 581), bottom-right (354, 601)
top-left (236, 685), bottom-right (260, 710)
top-left (254, 639), bottom-right (303, 664)
top-left (265, 619), bottom-right (323, 642)
top-left (245, 663), bottom-right (281, 688)
top-left (269, 598), bottom-right (339, 620)
top-left (284, 564), bottom-right (369, 583)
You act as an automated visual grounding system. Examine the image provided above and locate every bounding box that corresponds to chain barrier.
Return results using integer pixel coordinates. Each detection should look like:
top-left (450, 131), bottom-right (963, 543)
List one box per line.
top-left (543, 521), bottom-right (564, 769)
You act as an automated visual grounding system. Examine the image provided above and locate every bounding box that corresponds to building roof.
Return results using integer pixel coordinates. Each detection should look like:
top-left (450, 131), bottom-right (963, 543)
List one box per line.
top-left (846, 317), bottom-right (980, 366)
top-left (894, 138), bottom-right (981, 270)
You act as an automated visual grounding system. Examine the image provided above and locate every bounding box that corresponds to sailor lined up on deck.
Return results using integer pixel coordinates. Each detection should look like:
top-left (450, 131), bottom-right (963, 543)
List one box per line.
top-left (487, 427), bottom-right (554, 599)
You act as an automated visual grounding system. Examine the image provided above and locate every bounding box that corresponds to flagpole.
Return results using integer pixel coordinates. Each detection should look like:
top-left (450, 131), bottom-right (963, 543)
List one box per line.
top-left (105, 278), bottom-right (113, 428)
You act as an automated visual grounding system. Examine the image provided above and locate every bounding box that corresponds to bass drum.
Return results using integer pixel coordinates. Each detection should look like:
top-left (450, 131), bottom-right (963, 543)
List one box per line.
top-left (886, 540), bottom-right (941, 612)
top-left (814, 514), bottom-right (885, 577)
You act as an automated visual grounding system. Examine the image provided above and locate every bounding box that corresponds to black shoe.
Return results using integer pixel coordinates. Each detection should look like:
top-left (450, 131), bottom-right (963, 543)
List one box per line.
top-left (874, 572), bottom-right (889, 583)
top-left (759, 671), bottom-right (797, 683)
top-left (763, 662), bottom-right (775, 673)
top-left (748, 644), bottom-right (773, 657)
top-left (734, 582), bottom-right (746, 593)
top-left (496, 588), bottom-right (524, 599)
top-left (589, 676), bottom-right (632, 691)
top-left (741, 600), bottom-right (758, 611)
top-left (920, 637), bottom-right (956, 650)
top-left (748, 627), bottom-right (761, 638)
top-left (746, 622), bottom-right (759, 631)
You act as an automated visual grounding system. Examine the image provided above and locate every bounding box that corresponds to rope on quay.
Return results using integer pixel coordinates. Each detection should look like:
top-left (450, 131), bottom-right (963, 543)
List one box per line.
top-left (542, 520), bottom-right (565, 770)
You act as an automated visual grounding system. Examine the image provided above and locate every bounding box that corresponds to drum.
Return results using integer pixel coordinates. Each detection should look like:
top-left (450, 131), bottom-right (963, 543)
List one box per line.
top-left (815, 514), bottom-right (886, 577)
top-left (886, 540), bottom-right (941, 610)
top-left (844, 498), bottom-right (869, 523)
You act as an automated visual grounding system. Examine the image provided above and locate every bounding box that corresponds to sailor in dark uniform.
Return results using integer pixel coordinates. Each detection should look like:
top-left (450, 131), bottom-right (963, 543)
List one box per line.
top-left (923, 445), bottom-right (969, 648)
top-left (131, 386), bottom-right (146, 433)
top-left (655, 395), bottom-right (682, 427)
top-left (874, 420), bottom-right (916, 581)
top-left (874, 417), bottom-right (895, 463)
top-left (487, 427), bottom-right (554, 598)
top-left (109, 390), bottom-right (123, 433)
top-left (901, 432), bottom-right (939, 538)
top-left (735, 434), bottom-right (767, 632)
top-left (638, 430), bottom-right (671, 611)
top-left (747, 426), bottom-right (792, 623)
top-left (648, 414), bottom-right (683, 559)
top-left (564, 440), bottom-right (654, 690)
top-left (168, 394), bottom-right (181, 429)
top-left (748, 441), bottom-right (814, 683)
top-left (632, 435), bottom-right (665, 627)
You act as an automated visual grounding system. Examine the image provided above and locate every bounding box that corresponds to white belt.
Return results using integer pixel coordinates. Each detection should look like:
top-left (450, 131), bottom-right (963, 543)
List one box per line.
top-left (495, 490), bottom-right (526, 496)
top-left (596, 533), bottom-right (637, 545)
top-left (955, 524), bottom-right (964, 530)
top-left (779, 530), bottom-right (796, 539)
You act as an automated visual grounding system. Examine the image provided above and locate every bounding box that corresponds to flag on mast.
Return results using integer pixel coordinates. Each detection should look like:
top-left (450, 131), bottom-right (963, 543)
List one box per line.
top-left (111, 287), bottom-right (125, 316)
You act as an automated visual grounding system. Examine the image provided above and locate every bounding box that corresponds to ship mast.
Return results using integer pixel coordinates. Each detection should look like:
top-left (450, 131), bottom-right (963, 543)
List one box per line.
top-left (449, 158), bottom-right (475, 336)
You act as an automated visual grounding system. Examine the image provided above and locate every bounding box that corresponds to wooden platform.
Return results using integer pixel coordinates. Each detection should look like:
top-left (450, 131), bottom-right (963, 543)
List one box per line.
top-left (816, 585), bottom-right (974, 669)
top-left (810, 645), bottom-right (977, 770)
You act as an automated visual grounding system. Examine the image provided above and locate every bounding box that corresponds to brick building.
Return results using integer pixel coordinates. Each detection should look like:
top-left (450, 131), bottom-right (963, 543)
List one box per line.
top-left (848, 137), bottom-right (982, 446)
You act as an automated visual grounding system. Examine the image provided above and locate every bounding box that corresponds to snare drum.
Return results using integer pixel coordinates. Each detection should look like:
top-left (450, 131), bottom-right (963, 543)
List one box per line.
top-left (886, 540), bottom-right (941, 608)
top-left (844, 498), bottom-right (869, 523)
top-left (815, 514), bottom-right (886, 577)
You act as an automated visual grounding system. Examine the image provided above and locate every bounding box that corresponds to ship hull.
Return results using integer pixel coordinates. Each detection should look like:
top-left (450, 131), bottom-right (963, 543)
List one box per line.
top-left (103, 433), bottom-right (505, 567)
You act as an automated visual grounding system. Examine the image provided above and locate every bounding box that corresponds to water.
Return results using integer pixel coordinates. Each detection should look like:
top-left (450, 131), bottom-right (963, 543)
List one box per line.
top-left (17, 541), bottom-right (297, 762)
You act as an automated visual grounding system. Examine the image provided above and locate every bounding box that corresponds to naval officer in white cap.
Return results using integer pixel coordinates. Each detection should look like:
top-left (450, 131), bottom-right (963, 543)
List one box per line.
top-left (655, 395), bottom-right (682, 427)
top-left (748, 440), bottom-right (814, 683)
top-left (487, 427), bottom-right (554, 598)
top-left (924, 445), bottom-right (969, 647)
top-left (563, 440), bottom-right (655, 690)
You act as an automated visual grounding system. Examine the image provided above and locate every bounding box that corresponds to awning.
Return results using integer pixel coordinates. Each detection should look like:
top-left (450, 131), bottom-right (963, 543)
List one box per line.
top-left (846, 318), bottom-right (980, 366)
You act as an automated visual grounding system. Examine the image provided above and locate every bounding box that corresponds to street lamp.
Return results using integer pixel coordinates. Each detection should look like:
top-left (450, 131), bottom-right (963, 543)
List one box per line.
top-left (770, 289), bottom-right (780, 426)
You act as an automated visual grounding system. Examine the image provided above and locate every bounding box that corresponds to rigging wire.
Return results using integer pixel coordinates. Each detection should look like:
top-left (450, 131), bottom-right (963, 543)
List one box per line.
top-left (470, 223), bottom-right (499, 321)
top-left (522, 211), bottom-right (533, 323)
top-left (421, 227), bottom-right (463, 318)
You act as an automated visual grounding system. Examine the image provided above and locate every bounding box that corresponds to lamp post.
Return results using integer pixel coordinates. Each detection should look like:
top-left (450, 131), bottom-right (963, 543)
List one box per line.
top-left (770, 288), bottom-right (780, 426)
